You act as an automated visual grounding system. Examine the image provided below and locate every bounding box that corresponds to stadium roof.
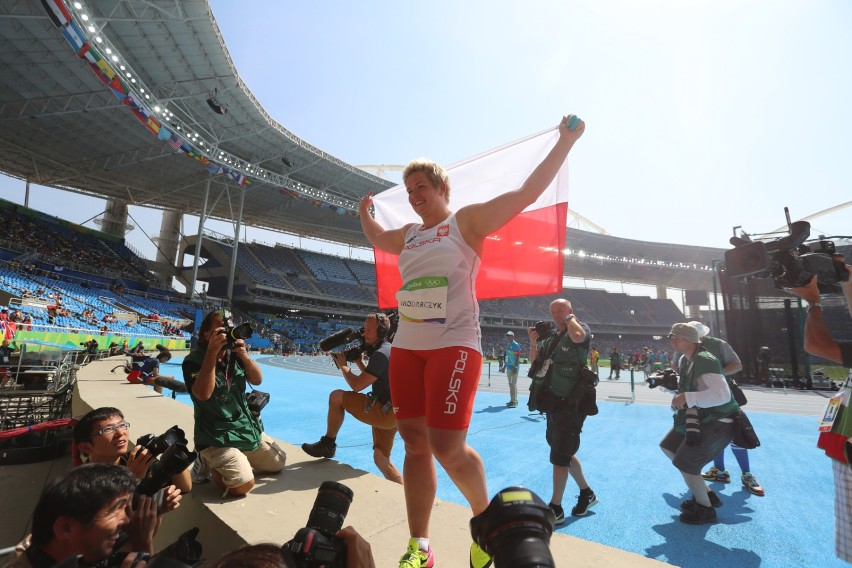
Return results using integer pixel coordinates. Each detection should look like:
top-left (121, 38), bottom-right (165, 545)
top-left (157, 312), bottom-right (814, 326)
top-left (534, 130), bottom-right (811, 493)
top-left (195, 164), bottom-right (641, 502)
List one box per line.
top-left (0, 0), bottom-right (393, 247)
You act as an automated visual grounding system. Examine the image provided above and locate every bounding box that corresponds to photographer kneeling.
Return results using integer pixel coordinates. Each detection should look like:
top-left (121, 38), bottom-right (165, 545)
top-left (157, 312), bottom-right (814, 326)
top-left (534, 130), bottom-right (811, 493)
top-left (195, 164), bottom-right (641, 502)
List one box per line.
top-left (660, 323), bottom-right (739, 524)
top-left (182, 310), bottom-right (286, 498)
top-left (302, 313), bottom-right (401, 484)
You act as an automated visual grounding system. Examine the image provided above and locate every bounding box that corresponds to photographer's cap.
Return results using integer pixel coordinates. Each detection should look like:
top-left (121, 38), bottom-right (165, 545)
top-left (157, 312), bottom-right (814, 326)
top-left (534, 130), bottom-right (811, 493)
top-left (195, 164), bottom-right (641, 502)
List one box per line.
top-left (668, 323), bottom-right (700, 343)
top-left (687, 321), bottom-right (711, 339)
top-left (506, 331), bottom-right (514, 336)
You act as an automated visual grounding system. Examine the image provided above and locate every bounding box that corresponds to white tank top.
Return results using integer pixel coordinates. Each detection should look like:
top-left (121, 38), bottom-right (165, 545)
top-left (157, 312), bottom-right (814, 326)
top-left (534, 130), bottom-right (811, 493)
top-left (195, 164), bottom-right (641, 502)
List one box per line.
top-left (393, 213), bottom-right (482, 353)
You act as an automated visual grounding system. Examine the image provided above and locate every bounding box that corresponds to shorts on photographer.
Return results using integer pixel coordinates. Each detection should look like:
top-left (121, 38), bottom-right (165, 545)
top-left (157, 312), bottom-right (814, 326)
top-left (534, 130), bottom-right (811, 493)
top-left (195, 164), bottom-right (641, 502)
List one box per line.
top-left (546, 406), bottom-right (586, 467)
top-left (201, 433), bottom-right (286, 489)
top-left (659, 420), bottom-right (735, 475)
top-left (342, 391), bottom-right (397, 458)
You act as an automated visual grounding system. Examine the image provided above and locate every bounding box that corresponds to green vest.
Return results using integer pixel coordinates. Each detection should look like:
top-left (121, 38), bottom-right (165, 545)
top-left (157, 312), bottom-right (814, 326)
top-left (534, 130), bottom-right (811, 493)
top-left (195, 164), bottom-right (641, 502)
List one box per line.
top-left (183, 347), bottom-right (263, 451)
top-left (543, 333), bottom-right (588, 397)
top-left (673, 349), bottom-right (739, 433)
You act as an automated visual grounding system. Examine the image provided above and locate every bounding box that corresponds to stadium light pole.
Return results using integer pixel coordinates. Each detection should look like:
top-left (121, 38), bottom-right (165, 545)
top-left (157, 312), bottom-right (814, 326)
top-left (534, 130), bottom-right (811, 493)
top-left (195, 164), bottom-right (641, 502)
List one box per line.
top-left (711, 258), bottom-right (722, 336)
top-left (226, 184), bottom-right (248, 303)
top-left (189, 176), bottom-right (211, 301)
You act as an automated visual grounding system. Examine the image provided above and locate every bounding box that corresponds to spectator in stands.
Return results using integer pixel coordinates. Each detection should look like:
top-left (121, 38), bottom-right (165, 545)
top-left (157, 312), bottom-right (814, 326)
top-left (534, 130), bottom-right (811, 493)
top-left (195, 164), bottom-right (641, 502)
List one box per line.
top-left (301, 313), bottom-right (401, 484)
top-left (504, 331), bottom-right (522, 408)
top-left (607, 346), bottom-right (621, 380)
top-left (182, 310), bottom-right (286, 497)
top-left (789, 268), bottom-right (852, 564)
top-left (22, 313), bottom-right (32, 331)
top-left (357, 114), bottom-right (585, 568)
top-left (5, 464), bottom-right (156, 568)
top-left (0, 338), bottom-right (16, 386)
top-left (529, 298), bottom-right (598, 525)
top-left (660, 322), bottom-right (739, 525)
top-left (687, 322), bottom-right (765, 497)
top-left (73, 406), bottom-right (190, 494)
top-left (0, 307), bottom-right (7, 322)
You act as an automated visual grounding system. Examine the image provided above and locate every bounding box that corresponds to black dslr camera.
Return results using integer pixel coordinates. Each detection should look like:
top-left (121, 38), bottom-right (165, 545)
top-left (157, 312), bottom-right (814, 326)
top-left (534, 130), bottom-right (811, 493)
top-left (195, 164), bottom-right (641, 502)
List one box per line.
top-left (725, 214), bottom-right (849, 294)
top-left (533, 320), bottom-right (554, 340)
top-left (219, 310), bottom-right (254, 348)
top-left (79, 339), bottom-right (98, 354)
top-left (282, 481), bottom-right (353, 567)
top-left (646, 368), bottom-right (679, 390)
top-left (470, 486), bottom-right (556, 567)
top-left (135, 426), bottom-right (197, 498)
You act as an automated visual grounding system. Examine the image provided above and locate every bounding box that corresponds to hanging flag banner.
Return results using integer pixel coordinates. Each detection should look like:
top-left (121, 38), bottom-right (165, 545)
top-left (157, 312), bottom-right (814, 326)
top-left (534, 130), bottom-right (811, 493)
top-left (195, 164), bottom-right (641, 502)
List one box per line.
top-left (371, 128), bottom-right (569, 309)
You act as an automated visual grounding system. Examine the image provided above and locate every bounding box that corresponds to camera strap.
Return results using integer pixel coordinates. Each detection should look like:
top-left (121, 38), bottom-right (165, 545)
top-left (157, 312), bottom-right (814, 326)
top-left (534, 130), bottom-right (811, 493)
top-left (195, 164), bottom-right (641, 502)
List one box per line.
top-left (538, 330), bottom-right (566, 380)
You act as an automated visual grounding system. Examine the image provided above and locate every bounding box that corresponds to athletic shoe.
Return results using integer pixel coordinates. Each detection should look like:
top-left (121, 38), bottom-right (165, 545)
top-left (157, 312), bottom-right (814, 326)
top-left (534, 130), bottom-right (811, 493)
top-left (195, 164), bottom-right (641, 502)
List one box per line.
top-left (679, 502), bottom-right (717, 524)
top-left (550, 503), bottom-right (566, 526)
top-left (701, 467), bottom-right (731, 483)
top-left (398, 538), bottom-right (434, 568)
top-left (741, 472), bottom-right (765, 496)
top-left (470, 542), bottom-right (492, 568)
top-left (191, 455), bottom-right (211, 484)
top-left (301, 436), bottom-right (336, 459)
top-left (571, 488), bottom-right (598, 516)
top-left (680, 490), bottom-right (722, 511)
top-left (506, 401), bottom-right (518, 408)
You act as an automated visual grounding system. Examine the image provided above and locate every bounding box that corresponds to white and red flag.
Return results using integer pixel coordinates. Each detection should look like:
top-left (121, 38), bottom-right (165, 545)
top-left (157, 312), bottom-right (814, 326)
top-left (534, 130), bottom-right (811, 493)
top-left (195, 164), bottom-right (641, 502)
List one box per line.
top-left (371, 127), bottom-right (569, 309)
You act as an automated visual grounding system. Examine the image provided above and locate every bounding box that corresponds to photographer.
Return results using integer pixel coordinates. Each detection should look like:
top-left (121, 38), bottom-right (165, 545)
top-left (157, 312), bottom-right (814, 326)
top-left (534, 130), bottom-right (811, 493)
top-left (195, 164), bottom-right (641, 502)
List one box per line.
top-left (182, 310), bottom-right (286, 498)
top-left (135, 347), bottom-right (176, 395)
top-left (4, 464), bottom-right (154, 568)
top-left (73, 407), bottom-right (191, 494)
top-left (301, 314), bottom-right (402, 484)
top-left (659, 323), bottom-right (739, 525)
top-left (688, 322), bottom-right (765, 497)
top-left (528, 298), bottom-right (597, 524)
top-left (789, 268), bottom-right (852, 564)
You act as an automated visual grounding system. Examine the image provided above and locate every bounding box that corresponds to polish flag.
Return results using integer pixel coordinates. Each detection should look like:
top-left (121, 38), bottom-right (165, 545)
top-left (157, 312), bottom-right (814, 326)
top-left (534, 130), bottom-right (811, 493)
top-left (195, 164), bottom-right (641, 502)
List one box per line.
top-left (371, 127), bottom-right (569, 309)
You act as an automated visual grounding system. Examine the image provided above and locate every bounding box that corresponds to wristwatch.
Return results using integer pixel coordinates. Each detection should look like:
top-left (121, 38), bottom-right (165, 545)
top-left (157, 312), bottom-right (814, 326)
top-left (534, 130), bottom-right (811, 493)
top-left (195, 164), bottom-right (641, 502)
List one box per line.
top-left (807, 302), bottom-right (822, 313)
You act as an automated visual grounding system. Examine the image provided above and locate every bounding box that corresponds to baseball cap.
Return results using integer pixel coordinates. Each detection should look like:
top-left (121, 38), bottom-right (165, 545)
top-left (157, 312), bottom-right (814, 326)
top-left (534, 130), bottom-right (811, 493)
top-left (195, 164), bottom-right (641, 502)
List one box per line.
top-left (506, 331), bottom-right (514, 336)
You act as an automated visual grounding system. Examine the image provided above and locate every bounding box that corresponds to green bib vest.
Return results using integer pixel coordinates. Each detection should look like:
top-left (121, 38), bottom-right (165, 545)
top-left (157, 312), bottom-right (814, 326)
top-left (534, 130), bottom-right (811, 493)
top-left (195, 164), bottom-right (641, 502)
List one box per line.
top-left (543, 333), bottom-right (589, 397)
top-left (674, 349), bottom-right (739, 433)
top-left (184, 347), bottom-right (263, 451)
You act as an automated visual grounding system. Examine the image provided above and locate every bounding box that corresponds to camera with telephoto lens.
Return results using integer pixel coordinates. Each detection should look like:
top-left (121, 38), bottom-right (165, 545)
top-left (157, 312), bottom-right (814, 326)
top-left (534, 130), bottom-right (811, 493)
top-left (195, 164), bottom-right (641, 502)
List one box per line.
top-left (282, 481), bottom-right (353, 567)
top-left (320, 312), bottom-right (398, 364)
top-left (469, 486), bottom-right (556, 567)
top-left (79, 339), bottom-right (98, 354)
top-left (646, 368), bottom-right (679, 390)
top-left (135, 426), bottom-right (196, 498)
top-left (724, 216), bottom-right (849, 295)
top-left (219, 310), bottom-right (254, 348)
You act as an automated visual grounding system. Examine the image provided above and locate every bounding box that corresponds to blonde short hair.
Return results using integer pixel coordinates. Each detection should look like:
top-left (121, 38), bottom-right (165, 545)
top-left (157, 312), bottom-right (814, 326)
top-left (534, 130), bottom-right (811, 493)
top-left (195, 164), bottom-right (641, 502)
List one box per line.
top-left (403, 158), bottom-right (451, 202)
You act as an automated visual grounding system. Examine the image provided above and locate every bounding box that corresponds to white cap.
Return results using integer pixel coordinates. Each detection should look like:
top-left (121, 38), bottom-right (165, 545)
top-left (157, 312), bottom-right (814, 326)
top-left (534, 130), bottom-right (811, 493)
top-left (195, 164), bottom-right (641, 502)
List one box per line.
top-left (687, 321), bottom-right (711, 339)
top-left (506, 331), bottom-right (514, 336)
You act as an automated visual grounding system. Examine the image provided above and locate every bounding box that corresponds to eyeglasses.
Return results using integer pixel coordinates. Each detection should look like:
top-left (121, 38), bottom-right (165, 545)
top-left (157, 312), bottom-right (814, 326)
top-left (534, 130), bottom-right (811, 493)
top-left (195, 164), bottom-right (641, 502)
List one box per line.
top-left (95, 421), bottom-right (130, 436)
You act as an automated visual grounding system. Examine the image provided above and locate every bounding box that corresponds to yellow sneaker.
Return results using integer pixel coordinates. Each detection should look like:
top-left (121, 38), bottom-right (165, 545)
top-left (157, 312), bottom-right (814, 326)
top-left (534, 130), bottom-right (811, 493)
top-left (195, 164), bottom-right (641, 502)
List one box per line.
top-left (399, 538), bottom-right (434, 568)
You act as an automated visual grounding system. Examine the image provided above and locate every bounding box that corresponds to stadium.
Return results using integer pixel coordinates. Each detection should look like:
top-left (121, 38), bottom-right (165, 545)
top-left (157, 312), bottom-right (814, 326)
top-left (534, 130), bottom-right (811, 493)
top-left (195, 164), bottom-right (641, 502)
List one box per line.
top-left (1, 1), bottom-right (851, 567)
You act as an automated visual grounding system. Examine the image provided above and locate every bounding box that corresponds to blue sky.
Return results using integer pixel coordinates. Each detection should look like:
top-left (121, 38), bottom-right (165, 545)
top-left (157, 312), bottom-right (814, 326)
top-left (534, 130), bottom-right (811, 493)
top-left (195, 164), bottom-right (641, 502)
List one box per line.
top-left (3, 0), bottom-right (851, 268)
